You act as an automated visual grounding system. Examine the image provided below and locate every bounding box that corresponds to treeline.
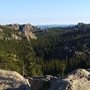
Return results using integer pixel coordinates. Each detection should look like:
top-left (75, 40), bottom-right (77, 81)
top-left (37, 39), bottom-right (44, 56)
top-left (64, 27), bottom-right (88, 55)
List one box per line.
top-left (0, 39), bottom-right (42, 77)
top-left (31, 25), bottom-right (90, 76)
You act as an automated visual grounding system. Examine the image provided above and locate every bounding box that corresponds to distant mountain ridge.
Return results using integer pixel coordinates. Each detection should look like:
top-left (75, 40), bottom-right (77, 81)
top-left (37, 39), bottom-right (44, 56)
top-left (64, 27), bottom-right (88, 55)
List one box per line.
top-left (37, 24), bottom-right (75, 29)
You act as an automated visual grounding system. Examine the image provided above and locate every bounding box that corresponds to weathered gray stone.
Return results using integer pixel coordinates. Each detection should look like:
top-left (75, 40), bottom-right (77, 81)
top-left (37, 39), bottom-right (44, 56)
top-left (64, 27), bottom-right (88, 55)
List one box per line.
top-left (0, 69), bottom-right (31, 90)
top-left (49, 69), bottom-right (90, 90)
top-left (6, 23), bottom-right (37, 40)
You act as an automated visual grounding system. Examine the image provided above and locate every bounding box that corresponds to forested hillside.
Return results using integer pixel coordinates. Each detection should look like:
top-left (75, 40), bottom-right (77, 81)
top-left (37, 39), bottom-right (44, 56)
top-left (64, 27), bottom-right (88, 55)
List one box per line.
top-left (0, 23), bottom-right (90, 77)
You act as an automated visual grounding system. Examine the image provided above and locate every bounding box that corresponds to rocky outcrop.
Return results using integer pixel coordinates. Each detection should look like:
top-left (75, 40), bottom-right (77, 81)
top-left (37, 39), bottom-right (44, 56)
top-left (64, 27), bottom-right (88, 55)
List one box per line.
top-left (6, 23), bottom-right (34, 32)
top-left (19, 24), bottom-right (37, 40)
top-left (7, 23), bottom-right (37, 40)
top-left (19, 23), bottom-right (34, 32)
top-left (7, 24), bottom-right (19, 30)
top-left (0, 69), bottom-right (31, 90)
top-left (11, 34), bottom-right (21, 40)
top-left (49, 69), bottom-right (90, 90)
top-left (0, 28), bottom-right (3, 32)
top-left (24, 31), bottom-right (37, 40)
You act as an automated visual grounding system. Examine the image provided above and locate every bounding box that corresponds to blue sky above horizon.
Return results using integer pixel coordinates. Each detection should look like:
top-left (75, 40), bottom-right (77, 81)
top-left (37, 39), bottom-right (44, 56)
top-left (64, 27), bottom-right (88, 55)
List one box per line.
top-left (0, 0), bottom-right (90, 25)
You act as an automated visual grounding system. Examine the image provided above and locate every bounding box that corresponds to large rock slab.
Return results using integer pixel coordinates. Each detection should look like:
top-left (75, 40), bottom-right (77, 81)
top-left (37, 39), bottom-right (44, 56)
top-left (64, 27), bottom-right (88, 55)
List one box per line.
top-left (49, 69), bottom-right (90, 90)
top-left (0, 69), bottom-right (30, 90)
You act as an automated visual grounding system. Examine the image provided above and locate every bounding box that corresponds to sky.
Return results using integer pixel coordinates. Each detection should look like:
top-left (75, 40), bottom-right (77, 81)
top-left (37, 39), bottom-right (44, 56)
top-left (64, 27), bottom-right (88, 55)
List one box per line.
top-left (0, 0), bottom-right (90, 25)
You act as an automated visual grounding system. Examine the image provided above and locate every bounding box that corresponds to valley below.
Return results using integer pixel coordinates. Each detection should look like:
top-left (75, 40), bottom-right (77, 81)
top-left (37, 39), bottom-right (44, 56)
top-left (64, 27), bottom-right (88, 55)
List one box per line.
top-left (0, 23), bottom-right (90, 90)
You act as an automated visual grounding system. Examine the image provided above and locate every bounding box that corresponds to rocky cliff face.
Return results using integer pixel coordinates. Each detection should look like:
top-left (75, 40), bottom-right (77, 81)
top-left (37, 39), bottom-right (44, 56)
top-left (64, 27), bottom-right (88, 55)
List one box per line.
top-left (49, 69), bottom-right (90, 90)
top-left (2, 23), bottom-right (37, 40)
top-left (5, 23), bottom-right (34, 31)
top-left (0, 69), bottom-right (31, 90)
top-left (6, 24), bottom-right (19, 30)
top-left (20, 24), bottom-right (37, 40)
